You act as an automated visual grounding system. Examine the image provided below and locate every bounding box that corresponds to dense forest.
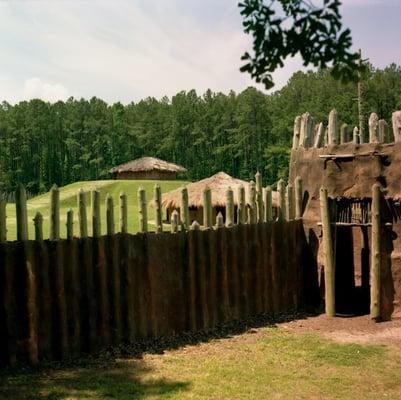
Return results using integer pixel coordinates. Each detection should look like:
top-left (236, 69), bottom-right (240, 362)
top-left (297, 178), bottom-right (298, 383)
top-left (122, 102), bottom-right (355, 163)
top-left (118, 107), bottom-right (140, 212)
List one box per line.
top-left (0, 63), bottom-right (401, 194)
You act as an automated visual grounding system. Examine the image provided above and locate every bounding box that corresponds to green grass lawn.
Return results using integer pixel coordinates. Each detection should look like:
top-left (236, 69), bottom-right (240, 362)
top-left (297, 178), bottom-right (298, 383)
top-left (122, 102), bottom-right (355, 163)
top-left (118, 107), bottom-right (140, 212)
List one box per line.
top-left (1, 328), bottom-right (401, 399)
top-left (4, 180), bottom-right (189, 240)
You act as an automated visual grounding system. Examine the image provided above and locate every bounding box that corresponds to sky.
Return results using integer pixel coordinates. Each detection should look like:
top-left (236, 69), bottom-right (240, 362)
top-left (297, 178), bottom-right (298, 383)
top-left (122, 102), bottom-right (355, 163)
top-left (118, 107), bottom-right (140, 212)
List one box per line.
top-left (0, 0), bottom-right (400, 104)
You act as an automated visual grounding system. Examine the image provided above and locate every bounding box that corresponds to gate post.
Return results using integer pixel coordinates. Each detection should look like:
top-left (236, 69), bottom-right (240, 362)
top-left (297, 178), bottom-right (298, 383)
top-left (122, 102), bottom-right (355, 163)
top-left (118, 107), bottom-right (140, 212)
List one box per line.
top-left (320, 186), bottom-right (335, 317)
top-left (370, 183), bottom-right (381, 320)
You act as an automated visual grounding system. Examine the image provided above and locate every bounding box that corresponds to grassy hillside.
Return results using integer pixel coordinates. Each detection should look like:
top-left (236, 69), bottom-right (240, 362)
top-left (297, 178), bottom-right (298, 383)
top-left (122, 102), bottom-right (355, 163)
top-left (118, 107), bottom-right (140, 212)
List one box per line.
top-left (5, 179), bottom-right (189, 240)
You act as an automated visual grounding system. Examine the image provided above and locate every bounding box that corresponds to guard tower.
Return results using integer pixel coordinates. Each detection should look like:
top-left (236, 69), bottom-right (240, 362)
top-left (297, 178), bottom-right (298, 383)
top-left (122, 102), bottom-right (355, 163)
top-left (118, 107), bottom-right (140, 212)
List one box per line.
top-left (289, 109), bottom-right (401, 320)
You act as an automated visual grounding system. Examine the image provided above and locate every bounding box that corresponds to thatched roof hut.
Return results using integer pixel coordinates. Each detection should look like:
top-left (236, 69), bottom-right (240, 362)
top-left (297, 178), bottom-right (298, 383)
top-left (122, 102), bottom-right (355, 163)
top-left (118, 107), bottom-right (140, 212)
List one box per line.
top-left (160, 171), bottom-right (278, 223)
top-left (110, 156), bottom-right (187, 180)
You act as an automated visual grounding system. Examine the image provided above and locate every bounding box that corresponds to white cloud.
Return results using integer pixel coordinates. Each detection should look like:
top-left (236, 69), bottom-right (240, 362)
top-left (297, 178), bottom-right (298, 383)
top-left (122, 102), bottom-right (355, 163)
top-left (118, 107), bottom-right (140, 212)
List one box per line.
top-left (23, 78), bottom-right (69, 102)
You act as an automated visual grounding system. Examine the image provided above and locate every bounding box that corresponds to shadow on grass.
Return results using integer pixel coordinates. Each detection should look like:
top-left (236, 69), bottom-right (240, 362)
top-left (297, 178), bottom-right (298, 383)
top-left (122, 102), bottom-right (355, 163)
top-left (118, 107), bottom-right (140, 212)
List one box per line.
top-left (0, 310), bottom-right (317, 399)
top-left (0, 359), bottom-right (190, 400)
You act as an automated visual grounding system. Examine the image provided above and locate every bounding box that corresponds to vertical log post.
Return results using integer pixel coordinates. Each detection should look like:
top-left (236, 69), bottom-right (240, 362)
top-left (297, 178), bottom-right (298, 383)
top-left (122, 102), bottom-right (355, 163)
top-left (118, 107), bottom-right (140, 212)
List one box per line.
top-left (138, 186), bottom-right (148, 233)
top-left (106, 194), bottom-right (114, 235)
top-left (255, 172), bottom-right (263, 222)
top-left (320, 186), bottom-right (335, 317)
top-left (78, 188), bottom-right (88, 238)
top-left (16, 184), bottom-right (28, 241)
top-left (203, 186), bottom-right (212, 229)
top-left (340, 123), bottom-right (348, 144)
top-left (328, 109), bottom-right (338, 145)
top-left (378, 119), bottom-right (389, 143)
top-left (190, 220), bottom-right (200, 231)
top-left (353, 127), bottom-right (359, 144)
top-left (66, 209), bottom-right (74, 239)
top-left (370, 183), bottom-right (381, 320)
top-left (49, 184), bottom-right (60, 240)
top-left (292, 115), bottom-right (301, 149)
top-left (286, 184), bottom-right (295, 221)
top-left (248, 181), bottom-right (257, 224)
top-left (180, 187), bottom-right (190, 230)
top-left (313, 122), bottom-right (324, 148)
top-left (392, 111), bottom-right (401, 142)
top-left (295, 176), bottom-right (303, 219)
top-left (119, 192), bottom-right (127, 234)
top-left (237, 185), bottom-right (246, 224)
top-left (171, 210), bottom-right (179, 233)
top-left (277, 179), bottom-right (285, 221)
top-left (91, 189), bottom-right (101, 238)
top-left (33, 212), bottom-right (43, 241)
top-left (225, 186), bottom-right (234, 227)
top-left (369, 112), bottom-right (379, 143)
top-left (0, 196), bottom-right (6, 242)
top-left (215, 212), bottom-right (224, 228)
top-left (154, 184), bottom-right (163, 233)
top-left (263, 186), bottom-right (272, 222)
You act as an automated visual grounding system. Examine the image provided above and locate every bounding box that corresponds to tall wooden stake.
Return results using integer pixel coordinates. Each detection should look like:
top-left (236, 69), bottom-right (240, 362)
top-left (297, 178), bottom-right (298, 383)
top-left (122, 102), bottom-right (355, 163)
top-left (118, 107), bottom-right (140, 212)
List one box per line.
top-left (255, 172), bottom-right (263, 222)
top-left (264, 186), bottom-right (272, 222)
top-left (138, 186), bottom-right (148, 233)
top-left (119, 192), bottom-right (127, 233)
top-left (91, 189), bottom-right (101, 238)
top-left (225, 187), bottom-right (234, 227)
top-left (370, 183), bottom-right (381, 320)
top-left (50, 184), bottom-right (60, 240)
top-left (237, 185), bottom-right (246, 224)
top-left (203, 186), bottom-right (212, 229)
top-left (180, 187), bottom-right (190, 230)
top-left (78, 188), bottom-right (88, 238)
top-left (277, 179), bottom-right (285, 221)
top-left (66, 209), bottom-right (74, 239)
top-left (33, 212), bottom-right (43, 241)
top-left (320, 186), bottom-right (335, 317)
top-left (106, 194), bottom-right (115, 235)
top-left (154, 184), bottom-right (163, 233)
top-left (16, 184), bottom-right (28, 241)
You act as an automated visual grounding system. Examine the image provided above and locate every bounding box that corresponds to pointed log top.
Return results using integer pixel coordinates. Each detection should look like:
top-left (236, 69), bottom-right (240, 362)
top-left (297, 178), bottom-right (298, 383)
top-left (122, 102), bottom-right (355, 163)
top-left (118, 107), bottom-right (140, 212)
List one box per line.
top-left (190, 220), bottom-right (200, 230)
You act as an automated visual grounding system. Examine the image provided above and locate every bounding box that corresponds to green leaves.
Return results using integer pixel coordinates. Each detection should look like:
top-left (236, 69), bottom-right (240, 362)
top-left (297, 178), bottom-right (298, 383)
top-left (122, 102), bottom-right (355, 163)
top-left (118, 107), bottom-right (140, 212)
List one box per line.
top-left (239, 0), bottom-right (364, 89)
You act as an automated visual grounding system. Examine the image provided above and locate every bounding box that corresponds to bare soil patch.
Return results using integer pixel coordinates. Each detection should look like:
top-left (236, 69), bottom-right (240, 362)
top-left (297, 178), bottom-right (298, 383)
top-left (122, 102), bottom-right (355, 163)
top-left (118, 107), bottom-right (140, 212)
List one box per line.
top-left (280, 308), bottom-right (401, 348)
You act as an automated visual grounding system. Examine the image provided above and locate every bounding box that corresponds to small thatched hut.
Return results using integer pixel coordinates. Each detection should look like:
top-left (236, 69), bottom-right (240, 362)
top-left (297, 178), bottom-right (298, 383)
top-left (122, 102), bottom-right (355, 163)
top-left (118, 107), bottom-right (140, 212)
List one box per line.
top-left (110, 156), bottom-right (187, 180)
top-left (161, 171), bottom-right (278, 224)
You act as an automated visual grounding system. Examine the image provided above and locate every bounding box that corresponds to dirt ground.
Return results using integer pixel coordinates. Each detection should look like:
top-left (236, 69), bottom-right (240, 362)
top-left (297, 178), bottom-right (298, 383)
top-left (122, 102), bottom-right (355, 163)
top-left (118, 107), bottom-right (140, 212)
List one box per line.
top-left (279, 308), bottom-right (401, 348)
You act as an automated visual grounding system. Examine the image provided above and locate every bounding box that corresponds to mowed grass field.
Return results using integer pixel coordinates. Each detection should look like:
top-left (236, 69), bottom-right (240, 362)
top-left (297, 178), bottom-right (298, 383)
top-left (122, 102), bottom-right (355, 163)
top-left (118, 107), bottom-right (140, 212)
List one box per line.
top-left (1, 328), bottom-right (401, 399)
top-left (4, 180), bottom-right (189, 240)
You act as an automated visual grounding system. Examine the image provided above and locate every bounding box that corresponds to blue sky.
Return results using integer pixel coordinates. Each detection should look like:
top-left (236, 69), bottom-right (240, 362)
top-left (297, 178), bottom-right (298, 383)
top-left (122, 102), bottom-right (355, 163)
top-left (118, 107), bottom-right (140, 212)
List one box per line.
top-left (0, 0), bottom-right (400, 103)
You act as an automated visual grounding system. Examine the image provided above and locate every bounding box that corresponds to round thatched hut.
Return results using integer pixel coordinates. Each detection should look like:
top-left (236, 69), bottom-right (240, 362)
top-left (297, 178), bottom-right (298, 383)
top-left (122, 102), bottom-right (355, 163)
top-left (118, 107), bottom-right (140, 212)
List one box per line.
top-left (110, 156), bottom-right (187, 180)
top-left (161, 171), bottom-right (278, 224)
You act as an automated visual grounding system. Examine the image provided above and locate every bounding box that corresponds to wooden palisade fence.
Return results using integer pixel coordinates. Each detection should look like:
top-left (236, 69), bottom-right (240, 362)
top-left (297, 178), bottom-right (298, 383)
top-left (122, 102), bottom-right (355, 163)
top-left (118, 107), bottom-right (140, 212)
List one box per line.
top-left (292, 109), bottom-right (401, 149)
top-left (0, 173), bottom-right (308, 366)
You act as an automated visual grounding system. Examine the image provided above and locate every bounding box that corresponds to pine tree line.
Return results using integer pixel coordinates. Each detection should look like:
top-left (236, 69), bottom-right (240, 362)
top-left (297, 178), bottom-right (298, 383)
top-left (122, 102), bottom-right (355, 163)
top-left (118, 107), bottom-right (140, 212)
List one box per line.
top-left (0, 63), bottom-right (400, 194)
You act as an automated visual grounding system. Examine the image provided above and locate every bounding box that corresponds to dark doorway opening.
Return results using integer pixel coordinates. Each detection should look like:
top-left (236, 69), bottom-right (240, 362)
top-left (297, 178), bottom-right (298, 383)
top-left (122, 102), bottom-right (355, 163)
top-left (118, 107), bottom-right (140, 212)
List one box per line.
top-left (335, 226), bottom-right (370, 316)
